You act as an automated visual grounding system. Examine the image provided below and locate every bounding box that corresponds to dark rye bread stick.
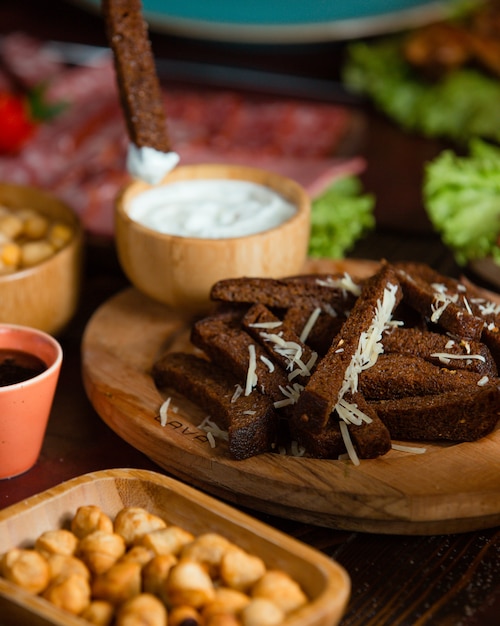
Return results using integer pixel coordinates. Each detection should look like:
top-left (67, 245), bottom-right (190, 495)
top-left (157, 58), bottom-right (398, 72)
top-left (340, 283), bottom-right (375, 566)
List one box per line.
top-left (394, 265), bottom-right (485, 340)
top-left (382, 327), bottom-right (497, 376)
top-left (292, 263), bottom-right (402, 432)
top-left (358, 353), bottom-right (488, 400)
top-left (369, 384), bottom-right (500, 442)
top-left (191, 315), bottom-right (290, 403)
top-left (102, 0), bottom-right (170, 152)
top-left (290, 393), bottom-right (391, 459)
top-left (210, 275), bottom-right (357, 313)
top-left (152, 352), bottom-right (278, 460)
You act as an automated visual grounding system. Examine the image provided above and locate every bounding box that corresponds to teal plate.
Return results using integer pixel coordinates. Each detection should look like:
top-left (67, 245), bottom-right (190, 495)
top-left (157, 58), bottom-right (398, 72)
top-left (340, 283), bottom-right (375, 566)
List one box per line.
top-left (70, 0), bottom-right (452, 43)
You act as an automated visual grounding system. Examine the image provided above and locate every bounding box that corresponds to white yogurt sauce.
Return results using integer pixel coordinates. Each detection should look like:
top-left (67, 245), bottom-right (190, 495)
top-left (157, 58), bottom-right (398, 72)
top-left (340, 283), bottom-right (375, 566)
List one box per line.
top-left (127, 144), bottom-right (180, 185)
top-left (127, 179), bottom-right (297, 238)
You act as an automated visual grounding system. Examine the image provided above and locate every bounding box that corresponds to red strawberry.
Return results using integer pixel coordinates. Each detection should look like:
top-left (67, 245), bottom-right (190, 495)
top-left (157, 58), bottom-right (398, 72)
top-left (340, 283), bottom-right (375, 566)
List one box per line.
top-left (0, 91), bottom-right (37, 154)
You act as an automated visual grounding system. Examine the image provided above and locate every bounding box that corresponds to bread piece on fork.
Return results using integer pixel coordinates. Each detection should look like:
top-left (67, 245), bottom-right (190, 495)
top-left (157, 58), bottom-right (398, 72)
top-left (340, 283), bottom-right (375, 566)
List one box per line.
top-left (103, 0), bottom-right (170, 152)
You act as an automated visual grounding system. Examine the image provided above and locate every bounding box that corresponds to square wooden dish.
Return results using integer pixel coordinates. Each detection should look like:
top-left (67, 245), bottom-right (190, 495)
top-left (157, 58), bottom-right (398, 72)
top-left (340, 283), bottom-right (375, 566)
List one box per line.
top-left (0, 468), bottom-right (350, 626)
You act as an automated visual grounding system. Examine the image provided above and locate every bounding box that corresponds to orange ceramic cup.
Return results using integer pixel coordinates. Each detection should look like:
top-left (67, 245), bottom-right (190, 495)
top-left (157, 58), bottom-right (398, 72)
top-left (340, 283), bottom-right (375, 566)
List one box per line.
top-left (0, 324), bottom-right (62, 479)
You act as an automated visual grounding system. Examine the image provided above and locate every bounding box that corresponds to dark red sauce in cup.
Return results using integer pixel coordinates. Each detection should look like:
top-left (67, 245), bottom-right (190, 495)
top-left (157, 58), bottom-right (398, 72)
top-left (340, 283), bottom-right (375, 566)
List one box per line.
top-left (0, 349), bottom-right (47, 386)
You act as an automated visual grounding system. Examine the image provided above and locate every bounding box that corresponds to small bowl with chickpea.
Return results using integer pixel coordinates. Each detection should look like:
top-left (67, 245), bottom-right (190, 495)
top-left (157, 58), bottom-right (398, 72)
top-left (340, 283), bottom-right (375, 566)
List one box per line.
top-left (0, 183), bottom-right (83, 336)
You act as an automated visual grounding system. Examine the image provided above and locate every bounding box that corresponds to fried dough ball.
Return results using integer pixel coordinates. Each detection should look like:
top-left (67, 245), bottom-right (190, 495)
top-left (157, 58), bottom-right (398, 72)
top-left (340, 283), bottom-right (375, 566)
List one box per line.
top-left (114, 507), bottom-right (167, 546)
top-left (166, 559), bottom-right (216, 608)
top-left (22, 212), bottom-right (49, 240)
top-left (92, 561), bottom-right (142, 606)
top-left (202, 587), bottom-right (250, 620)
top-left (42, 573), bottom-right (91, 615)
top-left (35, 529), bottom-right (78, 558)
top-left (119, 545), bottom-right (155, 566)
top-left (240, 598), bottom-right (285, 626)
top-left (0, 213), bottom-right (23, 239)
top-left (20, 240), bottom-right (55, 267)
top-left (48, 222), bottom-right (73, 250)
top-left (219, 547), bottom-right (266, 592)
top-left (141, 525), bottom-right (194, 556)
top-left (205, 614), bottom-right (241, 626)
top-left (0, 241), bottom-right (21, 271)
top-left (251, 569), bottom-right (307, 614)
top-left (115, 593), bottom-right (167, 626)
top-left (80, 600), bottom-right (115, 626)
top-left (142, 553), bottom-right (177, 599)
top-left (1, 548), bottom-right (50, 594)
top-left (46, 553), bottom-right (90, 582)
top-left (169, 604), bottom-right (203, 626)
top-left (180, 533), bottom-right (232, 578)
top-left (71, 505), bottom-right (114, 539)
top-left (78, 530), bottom-right (126, 575)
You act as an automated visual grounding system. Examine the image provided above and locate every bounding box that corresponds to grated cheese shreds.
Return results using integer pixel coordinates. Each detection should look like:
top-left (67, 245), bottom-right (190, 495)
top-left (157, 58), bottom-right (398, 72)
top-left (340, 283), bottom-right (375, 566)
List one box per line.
top-left (231, 384), bottom-right (243, 403)
top-left (463, 296), bottom-right (473, 315)
top-left (339, 421), bottom-right (360, 466)
top-left (299, 307), bottom-right (322, 343)
top-left (339, 282), bottom-right (399, 400)
top-left (260, 329), bottom-right (316, 381)
top-left (430, 284), bottom-right (459, 323)
top-left (159, 397), bottom-right (171, 427)
top-left (471, 297), bottom-right (500, 317)
top-left (245, 344), bottom-right (258, 396)
top-left (337, 398), bottom-right (373, 426)
top-left (316, 272), bottom-right (362, 297)
top-left (260, 331), bottom-right (303, 369)
top-left (260, 355), bottom-right (275, 372)
top-left (274, 383), bottom-right (304, 408)
top-left (287, 351), bottom-right (318, 382)
top-left (430, 352), bottom-right (486, 363)
top-left (290, 440), bottom-right (306, 457)
top-left (391, 443), bottom-right (427, 454)
top-left (248, 320), bottom-right (283, 329)
top-left (198, 416), bottom-right (229, 442)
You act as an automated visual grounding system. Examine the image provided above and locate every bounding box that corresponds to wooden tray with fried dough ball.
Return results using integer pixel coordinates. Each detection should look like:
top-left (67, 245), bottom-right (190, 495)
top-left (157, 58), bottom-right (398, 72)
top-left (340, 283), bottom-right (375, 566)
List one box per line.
top-left (0, 469), bottom-right (350, 626)
top-left (81, 259), bottom-right (500, 535)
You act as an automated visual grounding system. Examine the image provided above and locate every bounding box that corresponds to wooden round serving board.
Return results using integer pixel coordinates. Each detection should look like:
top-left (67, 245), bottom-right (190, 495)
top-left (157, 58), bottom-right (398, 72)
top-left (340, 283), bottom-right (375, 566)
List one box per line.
top-left (81, 259), bottom-right (500, 535)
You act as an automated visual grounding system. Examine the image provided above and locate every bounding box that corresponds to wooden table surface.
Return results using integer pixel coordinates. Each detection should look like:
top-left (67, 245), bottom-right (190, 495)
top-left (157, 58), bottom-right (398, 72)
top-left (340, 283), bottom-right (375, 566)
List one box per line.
top-left (1, 2), bottom-right (499, 625)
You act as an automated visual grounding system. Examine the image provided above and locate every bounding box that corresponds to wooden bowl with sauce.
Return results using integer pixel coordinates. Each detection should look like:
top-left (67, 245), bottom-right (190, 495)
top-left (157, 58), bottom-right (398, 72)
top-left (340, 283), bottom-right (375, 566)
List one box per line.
top-left (115, 164), bottom-right (311, 312)
top-left (0, 183), bottom-right (83, 336)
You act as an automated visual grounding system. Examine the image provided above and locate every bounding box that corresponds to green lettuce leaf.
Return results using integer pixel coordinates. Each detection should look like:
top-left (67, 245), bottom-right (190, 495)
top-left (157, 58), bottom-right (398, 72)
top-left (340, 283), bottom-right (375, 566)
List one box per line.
top-left (308, 176), bottom-right (375, 259)
top-left (342, 39), bottom-right (500, 145)
top-left (424, 139), bottom-right (500, 264)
